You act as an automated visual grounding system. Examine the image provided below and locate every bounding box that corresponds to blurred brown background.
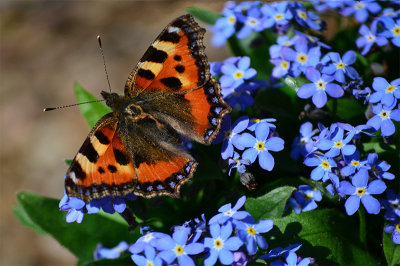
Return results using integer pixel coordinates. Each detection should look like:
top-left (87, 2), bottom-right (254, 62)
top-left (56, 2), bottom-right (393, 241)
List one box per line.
top-left (0, 1), bottom-right (228, 265)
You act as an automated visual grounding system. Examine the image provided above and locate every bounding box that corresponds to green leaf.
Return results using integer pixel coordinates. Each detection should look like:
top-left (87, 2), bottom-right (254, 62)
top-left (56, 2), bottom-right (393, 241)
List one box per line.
top-left (187, 6), bottom-right (221, 25)
top-left (15, 191), bottom-right (139, 264)
top-left (13, 203), bottom-right (48, 235)
top-left (383, 223), bottom-right (400, 266)
top-left (269, 209), bottom-right (380, 265)
top-left (74, 82), bottom-right (111, 129)
top-left (245, 186), bottom-right (296, 220)
top-left (326, 98), bottom-right (365, 121)
top-left (362, 142), bottom-right (396, 154)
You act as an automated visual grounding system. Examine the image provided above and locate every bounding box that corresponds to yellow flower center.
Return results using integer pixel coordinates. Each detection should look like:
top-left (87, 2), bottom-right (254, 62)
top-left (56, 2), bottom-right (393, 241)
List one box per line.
top-left (336, 62), bottom-right (346, 69)
top-left (356, 187), bottom-right (366, 196)
top-left (147, 262), bottom-right (153, 266)
top-left (316, 80), bottom-right (326, 90)
top-left (174, 245), bottom-right (184, 255)
top-left (396, 223), bottom-right (400, 232)
top-left (247, 226), bottom-right (256, 236)
top-left (300, 137), bottom-right (307, 144)
top-left (252, 118), bottom-right (261, 123)
top-left (256, 142), bottom-right (265, 151)
top-left (214, 238), bottom-right (224, 250)
top-left (281, 60), bottom-right (289, 69)
top-left (228, 16), bottom-right (236, 24)
top-left (321, 160), bottom-right (330, 169)
top-left (248, 18), bottom-right (258, 26)
top-left (367, 34), bottom-right (376, 42)
top-left (351, 161), bottom-right (360, 166)
top-left (305, 193), bottom-right (312, 201)
top-left (275, 14), bottom-right (283, 20)
top-left (380, 110), bottom-right (390, 119)
top-left (334, 141), bottom-right (343, 148)
top-left (234, 71), bottom-right (244, 79)
top-left (297, 10), bottom-right (308, 19)
top-left (297, 53), bottom-right (307, 64)
top-left (354, 2), bottom-right (366, 9)
top-left (386, 85), bottom-right (395, 92)
top-left (393, 26), bottom-right (400, 36)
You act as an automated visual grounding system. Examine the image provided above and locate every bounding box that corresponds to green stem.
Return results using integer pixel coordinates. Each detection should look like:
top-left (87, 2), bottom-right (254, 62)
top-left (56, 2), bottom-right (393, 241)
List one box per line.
top-left (358, 206), bottom-right (367, 248)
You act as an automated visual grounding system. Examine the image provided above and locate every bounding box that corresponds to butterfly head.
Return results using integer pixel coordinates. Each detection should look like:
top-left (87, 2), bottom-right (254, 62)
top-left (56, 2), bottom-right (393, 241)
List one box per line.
top-left (101, 91), bottom-right (122, 110)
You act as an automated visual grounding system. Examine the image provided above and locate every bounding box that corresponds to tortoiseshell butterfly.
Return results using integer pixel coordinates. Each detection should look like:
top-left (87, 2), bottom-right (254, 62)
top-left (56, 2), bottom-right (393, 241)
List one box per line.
top-left (64, 14), bottom-right (231, 203)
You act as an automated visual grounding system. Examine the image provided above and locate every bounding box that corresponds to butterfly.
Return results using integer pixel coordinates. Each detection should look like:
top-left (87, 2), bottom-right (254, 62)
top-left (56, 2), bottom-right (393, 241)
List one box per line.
top-left (64, 14), bottom-right (231, 203)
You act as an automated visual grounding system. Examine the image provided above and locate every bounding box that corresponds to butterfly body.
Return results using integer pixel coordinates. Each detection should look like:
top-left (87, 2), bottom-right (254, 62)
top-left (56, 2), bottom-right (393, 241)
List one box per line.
top-left (65, 15), bottom-right (231, 203)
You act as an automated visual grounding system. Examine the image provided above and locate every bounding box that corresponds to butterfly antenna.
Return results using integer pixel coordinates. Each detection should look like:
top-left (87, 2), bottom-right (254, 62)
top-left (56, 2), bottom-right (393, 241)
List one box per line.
top-left (97, 35), bottom-right (112, 93)
top-left (44, 99), bottom-right (105, 112)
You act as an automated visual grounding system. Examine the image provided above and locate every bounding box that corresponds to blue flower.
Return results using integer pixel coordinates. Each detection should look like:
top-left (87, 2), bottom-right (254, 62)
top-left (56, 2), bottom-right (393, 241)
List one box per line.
top-left (321, 51), bottom-right (359, 83)
top-left (271, 57), bottom-right (291, 78)
top-left (379, 17), bottom-right (400, 47)
top-left (304, 154), bottom-right (337, 182)
top-left (94, 241), bottom-right (128, 260)
top-left (356, 20), bottom-right (388, 55)
top-left (297, 67), bottom-right (344, 108)
top-left (281, 37), bottom-right (321, 77)
top-left (270, 251), bottom-right (311, 266)
top-left (247, 118), bottom-right (276, 132)
top-left (259, 243), bottom-right (302, 260)
top-left (156, 228), bottom-right (204, 266)
top-left (340, 150), bottom-right (369, 176)
top-left (270, 36), bottom-right (297, 59)
top-left (131, 246), bottom-right (162, 266)
top-left (337, 122), bottom-right (375, 139)
top-left (235, 217), bottom-right (273, 255)
top-left (237, 122), bottom-right (285, 171)
top-left (212, 9), bottom-right (237, 47)
top-left (233, 251), bottom-right (249, 266)
top-left (290, 122), bottom-right (318, 161)
top-left (369, 77), bottom-right (400, 107)
top-left (223, 80), bottom-right (264, 110)
top-left (214, 115), bottom-right (249, 160)
top-left (289, 2), bottom-right (322, 30)
top-left (366, 103), bottom-right (400, 136)
top-left (338, 168), bottom-right (387, 215)
top-left (314, 1), bottom-right (344, 12)
top-left (366, 153), bottom-right (395, 181)
top-left (228, 152), bottom-right (251, 175)
top-left (380, 189), bottom-right (400, 220)
top-left (220, 57), bottom-right (257, 91)
top-left (236, 7), bottom-right (266, 39)
top-left (384, 219), bottom-right (400, 245)
top-left (316, 127), bottom-right (356, 158)
top-left (261, 1), bottom-right (292, 29)
top-left (209, 195), bottom-right (249, 225)
top-left (204, 222), bottom-right (243, 266)
top-left (340, 0), bottom-right (381, 23)
top-left (292, 185), bottom-right (322, 213)
top-left (59, 194), bottom-right (85, 223)
top-left (129, 231), bottom-right (169, 254)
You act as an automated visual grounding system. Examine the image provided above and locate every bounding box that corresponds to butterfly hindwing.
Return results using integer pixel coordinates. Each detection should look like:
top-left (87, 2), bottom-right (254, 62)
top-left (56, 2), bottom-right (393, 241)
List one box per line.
top-left (65, 112), bottom-right (198, 202)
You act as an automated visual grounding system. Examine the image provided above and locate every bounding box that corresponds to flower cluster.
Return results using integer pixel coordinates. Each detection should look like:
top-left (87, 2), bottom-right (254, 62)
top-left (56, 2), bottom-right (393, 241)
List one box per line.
top-left (287, 185), bottom-right (322, 214)
top-left (214, 115), bottom-right (284, 175)
top-left (366, 77), bottom-right (400, 137)
top-left (211, 1), bottom-right (323, 47)
top-left (59, 185), bottom-right (136, 224)
top-left (93, 196), bottom-right (310, 265)
top-left (313, 0), bottom-right (400, 55)
top-left (210, 56), bottom-right (263, 110)
top-left (290, 122), bottom-right (394, 216)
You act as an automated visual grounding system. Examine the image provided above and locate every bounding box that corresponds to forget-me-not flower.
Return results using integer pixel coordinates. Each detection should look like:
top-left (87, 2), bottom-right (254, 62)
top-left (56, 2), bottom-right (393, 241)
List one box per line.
top-left (338, 168), bottom-right (387, 215)
top-left (379, 17), bottom-right (400, 47)
top-left (366, 153), bottom-right (395, 181)
top-left (316, 127), bottom-right (356, 158)
top-left (220, 57), bottom-right (257, 91)
top-left (235, 217), bottom-right (273, 255)
top-left (209, 195), bottom-right (250, 225)
top-left (237, 122), bottom-right (285, 171)
top-left (366, 103), bottom-right (400, 136)
top-left (369, 77), bottom-right (400, 107)
top-left (204, 222), bottom-right (243, 266)
top-left (321, 51), bottom-right (359, 83)
top-left (297, 67), bottom-right (344, 108)
top-left (340, 0), bottom-right (381, 23)
top-left (356, 20), bottom-right (388, 55)
top-left (304, 154), bottom-right (337, 182)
